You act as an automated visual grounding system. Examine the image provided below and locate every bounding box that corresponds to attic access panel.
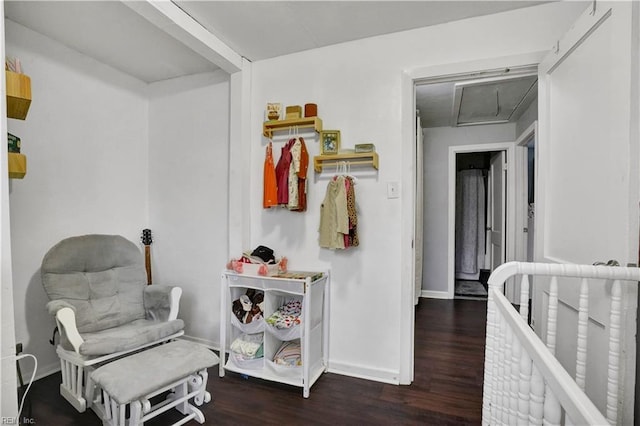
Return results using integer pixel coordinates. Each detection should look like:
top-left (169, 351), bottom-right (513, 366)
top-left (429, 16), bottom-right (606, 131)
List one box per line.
top-left (452, 75), bottom-right (538, 126)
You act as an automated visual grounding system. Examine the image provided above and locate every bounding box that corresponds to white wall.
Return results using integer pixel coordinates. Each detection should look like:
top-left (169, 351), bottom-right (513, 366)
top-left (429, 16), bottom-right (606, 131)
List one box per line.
top-left (422, 123), bottom-right (516, 295)
top-left (0, 0), bottom-right (586, 397)
top-left (5, 19), bottom-right (149, 379)
top-left (245, 2), bottom-right (584, 382)
top-left (516, 97), bottom-right (538, 138)
top-left (148, 71), bottom-right (230, 346)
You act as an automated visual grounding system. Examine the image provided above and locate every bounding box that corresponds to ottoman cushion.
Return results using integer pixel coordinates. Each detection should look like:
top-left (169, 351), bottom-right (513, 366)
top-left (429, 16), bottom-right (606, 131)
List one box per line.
top-left (91, 340), bottom-right (219, 404)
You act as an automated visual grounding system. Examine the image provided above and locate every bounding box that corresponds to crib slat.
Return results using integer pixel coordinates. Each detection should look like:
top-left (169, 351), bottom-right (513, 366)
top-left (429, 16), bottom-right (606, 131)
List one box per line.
top-left (546, 276), bottom-right (558, 355)
top-left (543, 383), bottom-right (562, 425)
top-left (509, 335), bottom-right (520, 424)
top-left (503, 326), bottom-right (514, 424)
top-left (529, 365), bottom-right (544, 425)
top-left (517, 349), bottom-right (532, 425)
top-left (482, 286), bottom-right (499, 425)
top-left (575, 278), bottom-right (589, 391)
top-left (519, 275), bottom-right (530, 321)
top-left (606, 279), bottom-right (622, 424)
top-left (496, 315), bottom-right (508, 423)
top-left (489, 301), bottom-right (502, 425)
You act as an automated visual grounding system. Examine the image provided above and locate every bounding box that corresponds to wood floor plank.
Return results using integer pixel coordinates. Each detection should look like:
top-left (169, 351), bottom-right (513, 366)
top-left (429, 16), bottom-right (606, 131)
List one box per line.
top-left (18, 299), bottom-right (486, 425)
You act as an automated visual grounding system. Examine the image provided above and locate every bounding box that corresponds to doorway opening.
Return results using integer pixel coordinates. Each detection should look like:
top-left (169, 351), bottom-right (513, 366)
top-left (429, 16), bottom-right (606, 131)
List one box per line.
top-left (454, 150), bottom-right (507, 300)
top-left (414, 66), bottom-right (537, 302)
top-left (401, 58), bottom-right (541, 385)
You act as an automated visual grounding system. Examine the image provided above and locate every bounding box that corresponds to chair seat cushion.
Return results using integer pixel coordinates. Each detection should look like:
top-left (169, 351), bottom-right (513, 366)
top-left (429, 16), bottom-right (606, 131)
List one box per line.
top-left (91, 340), bottom-right (219, 404)
top-left (78, 318), bottom-right (185, 356)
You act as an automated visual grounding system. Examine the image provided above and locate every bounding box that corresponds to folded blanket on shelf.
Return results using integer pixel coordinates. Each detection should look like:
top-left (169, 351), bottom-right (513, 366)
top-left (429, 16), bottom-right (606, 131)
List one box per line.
top-left (230, 333), bottom-right (264, 358)
top-left (273, 340), bottom-right (302, 366)
top-left (266, 299), bottom-right (302, 329)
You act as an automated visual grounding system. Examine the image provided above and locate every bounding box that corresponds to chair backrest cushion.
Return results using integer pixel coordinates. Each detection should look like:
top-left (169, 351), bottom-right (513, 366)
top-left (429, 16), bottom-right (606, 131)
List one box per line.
top-left (41, 234), bottom-right (147, 333)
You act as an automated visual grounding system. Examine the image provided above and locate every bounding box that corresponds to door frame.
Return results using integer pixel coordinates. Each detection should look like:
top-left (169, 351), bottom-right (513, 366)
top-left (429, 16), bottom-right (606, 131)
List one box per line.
top-left (514, 121), bottom-right (537, 263)
top-left (448, 143), bottom-right (516, 300)
top-left (512, 121), bottom-right (538, 299)
top-left (400, 52), bottom-right (545, 384)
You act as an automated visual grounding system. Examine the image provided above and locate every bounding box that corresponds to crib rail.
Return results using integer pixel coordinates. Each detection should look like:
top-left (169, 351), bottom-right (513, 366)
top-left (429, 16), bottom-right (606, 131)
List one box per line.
top-left (482, 261), bottom-right (640, 426)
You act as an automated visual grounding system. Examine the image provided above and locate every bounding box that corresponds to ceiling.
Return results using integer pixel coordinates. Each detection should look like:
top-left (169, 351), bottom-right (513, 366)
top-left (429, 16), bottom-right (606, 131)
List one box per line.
top-left (4, 1), bottom-right (221, 82)
top-left (172, 1), bottom-right (548, 62)
top-left (417, 74), bottom-right (538, 128)
top-left (4, 1), bottom-right (551, 126)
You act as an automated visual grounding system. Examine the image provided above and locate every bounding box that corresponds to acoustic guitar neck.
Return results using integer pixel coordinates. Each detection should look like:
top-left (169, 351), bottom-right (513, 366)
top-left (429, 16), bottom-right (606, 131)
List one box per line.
top-left (141, 229), bottom-right (153, 285)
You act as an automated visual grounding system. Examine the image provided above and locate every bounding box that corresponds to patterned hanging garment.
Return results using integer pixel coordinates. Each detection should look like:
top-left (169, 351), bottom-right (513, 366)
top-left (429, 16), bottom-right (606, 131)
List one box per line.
top-left (292, 137), bottom-right (309, 212)
top-left (345, 176), bottom-right (359, 247)
top-left (275, 140), bottom-right (294, 205)
top-left (263, 142), bottom-right (278, 208)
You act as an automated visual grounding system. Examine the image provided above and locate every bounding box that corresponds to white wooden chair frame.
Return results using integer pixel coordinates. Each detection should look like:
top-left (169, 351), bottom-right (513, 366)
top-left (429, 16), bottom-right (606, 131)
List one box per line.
top-left (54, 287), bottom-right (183, 414)
top-left (99, 369), bottom-right (211, 426)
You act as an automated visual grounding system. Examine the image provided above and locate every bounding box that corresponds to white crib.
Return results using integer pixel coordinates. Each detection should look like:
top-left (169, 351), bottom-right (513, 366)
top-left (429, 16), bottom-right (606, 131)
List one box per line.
top-left (482, 261), bottom-right (640, 425)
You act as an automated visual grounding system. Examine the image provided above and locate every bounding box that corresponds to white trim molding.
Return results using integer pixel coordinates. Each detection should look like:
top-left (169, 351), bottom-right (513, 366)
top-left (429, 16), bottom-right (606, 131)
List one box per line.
top-left (421, 290), bottom-right (450, 300)
top-left (400, 52), bottom-right (546, 393)
top-left (328, 361), bottom-right (400, 385)
top-left (448, 142), bottom-right (518, 301)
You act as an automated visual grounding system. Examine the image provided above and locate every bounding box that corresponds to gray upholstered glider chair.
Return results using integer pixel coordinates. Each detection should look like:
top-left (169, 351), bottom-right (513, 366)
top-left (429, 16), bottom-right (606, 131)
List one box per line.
top-left (41, 234), bottom-right (184, 413)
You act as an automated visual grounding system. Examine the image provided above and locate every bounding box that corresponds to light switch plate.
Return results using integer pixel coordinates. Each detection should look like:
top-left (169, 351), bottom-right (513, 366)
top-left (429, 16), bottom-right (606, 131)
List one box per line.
top-left (387, 182), bottom-right (399, 199)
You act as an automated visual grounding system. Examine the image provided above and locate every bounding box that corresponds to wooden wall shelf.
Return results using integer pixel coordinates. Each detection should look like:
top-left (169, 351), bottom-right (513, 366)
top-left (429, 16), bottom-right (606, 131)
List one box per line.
top-left (313, 152), bottom-right (379, 173)
top-left (6, 71), bottom-right (31, 120)
top-left (8, 153), bottom-right (26, 179)
top-left (263, 116), bottom-right (322, 138)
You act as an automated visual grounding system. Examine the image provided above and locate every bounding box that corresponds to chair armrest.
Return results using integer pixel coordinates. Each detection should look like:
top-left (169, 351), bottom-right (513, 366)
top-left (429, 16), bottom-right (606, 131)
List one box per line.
top-left (46, 299), bottom-right (75, 316)
top-left (144, 285), bottom-right (182, 321)
top-left (55, 307), bottom-right (84, 354)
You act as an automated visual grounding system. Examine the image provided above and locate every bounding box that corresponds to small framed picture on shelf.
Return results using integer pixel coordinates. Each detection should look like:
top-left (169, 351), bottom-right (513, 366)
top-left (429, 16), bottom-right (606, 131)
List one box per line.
top-left (266, 102), bottom-right (282, 121)
top-left (320, 130), bottom-right (341, 155)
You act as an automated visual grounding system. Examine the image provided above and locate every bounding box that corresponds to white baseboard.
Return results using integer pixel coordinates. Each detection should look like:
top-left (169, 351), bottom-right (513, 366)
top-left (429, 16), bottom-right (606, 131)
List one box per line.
top-left (179, 335), bottom-right (220, 352)
top-left (190, 332), bottom-right (400, 386)
top-left (421, 290), bottom-right (451, 299)
top-left (327, 360), bottom-right (400, 385)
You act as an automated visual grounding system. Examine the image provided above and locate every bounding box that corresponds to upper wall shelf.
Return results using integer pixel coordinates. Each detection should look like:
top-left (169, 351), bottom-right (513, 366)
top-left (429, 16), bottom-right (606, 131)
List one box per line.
top-left (313, 152), bottom-right (379, 173)
top-left (263, 116), bottom-right (323, 138)
top-left (6, 71), bottom-right (32, 120)
top-left (8, 153), bottom-right (26, 179)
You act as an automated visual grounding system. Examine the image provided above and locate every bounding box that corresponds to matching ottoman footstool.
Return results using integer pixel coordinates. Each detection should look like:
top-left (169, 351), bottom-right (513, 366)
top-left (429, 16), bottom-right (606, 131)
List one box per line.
top-left (91, 340), bottom-right (219, 426)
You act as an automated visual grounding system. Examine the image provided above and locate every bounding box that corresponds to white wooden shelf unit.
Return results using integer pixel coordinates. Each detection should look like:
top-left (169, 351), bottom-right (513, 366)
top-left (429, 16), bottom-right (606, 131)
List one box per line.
top-left (219, 270), bottom-right (330, 398)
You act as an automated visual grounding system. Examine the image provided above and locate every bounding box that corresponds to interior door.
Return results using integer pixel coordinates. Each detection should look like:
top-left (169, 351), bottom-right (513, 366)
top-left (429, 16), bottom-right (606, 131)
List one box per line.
top-left (534, 2), bottom-right (638, 422)
top-left (414, 113), bottom-right (424, 305)
top-left (489, 151), bottom-right (506, 272)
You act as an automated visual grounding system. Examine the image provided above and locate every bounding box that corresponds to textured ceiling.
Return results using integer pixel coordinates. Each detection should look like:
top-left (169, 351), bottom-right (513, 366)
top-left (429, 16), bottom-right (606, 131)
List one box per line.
top-left (174, 1), bottom-right (548, 61)
top-left (4, 1), bottom-right (220, 83)
top-left (5, 1), bottom-right (549, 82)
top-left (5, 1), bottom-right (553, 124)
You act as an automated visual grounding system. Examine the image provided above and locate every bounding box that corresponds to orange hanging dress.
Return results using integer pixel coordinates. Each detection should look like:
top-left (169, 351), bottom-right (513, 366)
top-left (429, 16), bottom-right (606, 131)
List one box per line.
top-left (263, 142), bottom-right (278, 208)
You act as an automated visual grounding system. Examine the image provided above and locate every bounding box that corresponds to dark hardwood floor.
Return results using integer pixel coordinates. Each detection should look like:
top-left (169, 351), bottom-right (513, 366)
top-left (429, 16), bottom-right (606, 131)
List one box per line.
top-left (18, 299), bottom-right (486, 425)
